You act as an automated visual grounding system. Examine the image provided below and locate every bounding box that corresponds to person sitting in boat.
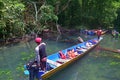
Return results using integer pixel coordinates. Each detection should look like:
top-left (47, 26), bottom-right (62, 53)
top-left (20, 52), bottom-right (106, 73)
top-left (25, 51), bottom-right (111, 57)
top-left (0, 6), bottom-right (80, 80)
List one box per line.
top-left (66, 49), bottom-right (74, 59)
top-left (96, 27), bottom-right (102, 40)
top-left (76, 46), bottom-right (87, 54)
top-left (77, 36), bottom-right (84, 43)
top-left (35, 37), bottom-right (47, 71)
top-left (88, 39), bottom-right (98, 45)
top-left (59, 50), bottom-right (66, 59)
top-left (70, 50), bottom-right (76, 58)
top-left (71, 49), bottom-right (79, 56)
top-left (85, 42), bottom-right (93, 48)
top-left (66, 49), bottom-right (72, 59)
top-left (66, 49), bottom-right (77, 59)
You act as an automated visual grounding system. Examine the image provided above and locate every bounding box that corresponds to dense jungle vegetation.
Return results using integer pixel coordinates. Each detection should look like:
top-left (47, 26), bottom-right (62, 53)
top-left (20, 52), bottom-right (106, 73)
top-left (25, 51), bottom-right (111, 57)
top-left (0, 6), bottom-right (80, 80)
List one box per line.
top-left (0, 0), bottom-right (120, 41)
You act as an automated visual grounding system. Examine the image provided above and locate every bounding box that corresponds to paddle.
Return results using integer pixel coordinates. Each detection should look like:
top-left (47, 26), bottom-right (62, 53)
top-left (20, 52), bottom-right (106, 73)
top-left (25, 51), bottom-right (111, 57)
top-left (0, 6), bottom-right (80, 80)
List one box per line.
top-left (99, 46), bottom-right (120, 53)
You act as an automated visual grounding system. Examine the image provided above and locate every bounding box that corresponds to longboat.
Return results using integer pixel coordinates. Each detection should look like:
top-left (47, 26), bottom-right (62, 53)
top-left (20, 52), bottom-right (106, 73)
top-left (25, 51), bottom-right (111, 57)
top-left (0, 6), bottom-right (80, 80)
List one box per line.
top-left (24, 37), bottom-right (103, 80)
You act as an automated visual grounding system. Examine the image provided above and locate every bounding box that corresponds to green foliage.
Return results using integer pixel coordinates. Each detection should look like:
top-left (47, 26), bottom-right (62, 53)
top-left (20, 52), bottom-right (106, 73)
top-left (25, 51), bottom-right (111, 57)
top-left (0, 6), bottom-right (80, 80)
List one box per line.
top-left (40, 5), bottom-right (58, 23)
top-left (1, 0), bottom-right (120, 40)
top-left (0, 69), bottom-right (13, 80)
top-left (0, 0), bottom-right (25, 39)
top-left (57, 0), bottom-right (120, 29)
top-left (114, 8), bottom-right (120, 32)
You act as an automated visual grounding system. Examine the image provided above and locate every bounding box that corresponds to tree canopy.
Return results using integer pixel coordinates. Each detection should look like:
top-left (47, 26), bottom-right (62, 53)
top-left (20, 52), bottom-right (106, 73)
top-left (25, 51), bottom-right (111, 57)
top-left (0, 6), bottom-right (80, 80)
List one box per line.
top-left (0, 0), bottom-right (120, 40)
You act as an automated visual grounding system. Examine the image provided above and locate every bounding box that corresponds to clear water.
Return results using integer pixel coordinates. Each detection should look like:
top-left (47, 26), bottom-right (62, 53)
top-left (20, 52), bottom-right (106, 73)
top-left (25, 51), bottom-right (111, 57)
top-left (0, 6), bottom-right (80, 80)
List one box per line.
top-left (0, 34), bottom-right (120, 80)
top-left (46, 34), bottom-right (120, 80)
top-left (0, 35), bottom-right (77, 80)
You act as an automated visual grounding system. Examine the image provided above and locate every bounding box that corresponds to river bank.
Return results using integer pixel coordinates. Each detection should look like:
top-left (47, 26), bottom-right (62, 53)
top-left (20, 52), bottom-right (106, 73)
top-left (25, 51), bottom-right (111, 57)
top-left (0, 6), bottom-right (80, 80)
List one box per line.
top-left (0, 29), bottom-right (80, 47)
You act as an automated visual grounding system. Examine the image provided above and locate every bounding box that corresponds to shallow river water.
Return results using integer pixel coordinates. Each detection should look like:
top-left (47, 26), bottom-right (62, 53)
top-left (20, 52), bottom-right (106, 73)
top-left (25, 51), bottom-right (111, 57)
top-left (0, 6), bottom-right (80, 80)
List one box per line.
top-left (0, 34), bottom-right (120, 80)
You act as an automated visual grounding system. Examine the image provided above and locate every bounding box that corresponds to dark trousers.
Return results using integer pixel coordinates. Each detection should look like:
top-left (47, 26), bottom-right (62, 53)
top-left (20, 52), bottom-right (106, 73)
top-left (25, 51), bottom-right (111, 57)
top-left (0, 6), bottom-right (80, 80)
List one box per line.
top-left (29, 69), bottom-right (39, 80)
top-left (40, 60), bottom-right (46, 71)
top-left (98, 35), bottom-right (101, 40)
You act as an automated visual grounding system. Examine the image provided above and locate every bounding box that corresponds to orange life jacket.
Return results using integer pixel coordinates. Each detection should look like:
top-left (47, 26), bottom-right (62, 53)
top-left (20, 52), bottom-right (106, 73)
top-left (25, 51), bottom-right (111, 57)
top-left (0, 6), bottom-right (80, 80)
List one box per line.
top-left (67, 51), bottom-right (72, 59)
top-left (71, 52), bottom-right (76, 58)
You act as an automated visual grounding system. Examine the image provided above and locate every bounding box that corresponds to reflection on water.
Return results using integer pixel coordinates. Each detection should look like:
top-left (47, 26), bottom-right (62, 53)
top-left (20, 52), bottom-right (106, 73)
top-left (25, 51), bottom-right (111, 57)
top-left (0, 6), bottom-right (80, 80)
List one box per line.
top-left (0, 34), bottom-right (120, 80)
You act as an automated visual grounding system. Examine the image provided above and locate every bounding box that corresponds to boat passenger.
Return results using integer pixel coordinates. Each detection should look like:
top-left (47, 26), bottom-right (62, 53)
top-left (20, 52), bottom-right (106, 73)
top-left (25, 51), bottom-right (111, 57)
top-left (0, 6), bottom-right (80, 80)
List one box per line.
top-left (59, 50), bottom-right (66, 59)
top-left (85, 42), bottom-right (93, 48)
top-left (35, 37), bottom-right (47, 71)
top-left (83, 42), bottom-right (93, 49)
top-left (70, 50), bottom-right (76, 58)
top-left (89, 39), bottom-right (98, 44)
top-left (71, 49), bottom-right (79, 56)
top-left (71, 49), bottom-right (78, 57)
top-left (77, 36), bottom-right (84, 43)
top-left (111, 30), bottom-right (119, 39)
top-left (96, 28), bottom-right (102, 40)
top-left (67, 49), bottom-right (78, 59)
top-left (66, 49), bottom-right (75, 59)
top-left (66, 49), bottom-right (72, 59)
top-left (76, 47), bottom-right (87, 53)
top-left (76, 48), bottom-right (83, 54)
top-left (111, 30), bottom-right (116, 38)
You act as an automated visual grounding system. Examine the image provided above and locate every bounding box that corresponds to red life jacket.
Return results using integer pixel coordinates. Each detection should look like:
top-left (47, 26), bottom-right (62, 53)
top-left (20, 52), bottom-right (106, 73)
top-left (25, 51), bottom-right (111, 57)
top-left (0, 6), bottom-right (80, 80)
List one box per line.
top-left (59, 51), bottom-right (66, 59)
top-left (97, 30), bottom-right (102, 36)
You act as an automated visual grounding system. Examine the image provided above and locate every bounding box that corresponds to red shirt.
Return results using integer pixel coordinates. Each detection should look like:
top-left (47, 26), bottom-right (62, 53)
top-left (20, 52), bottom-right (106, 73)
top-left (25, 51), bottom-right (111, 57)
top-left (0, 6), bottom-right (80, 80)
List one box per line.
top-left (97, 30), bottom-right (102, 36)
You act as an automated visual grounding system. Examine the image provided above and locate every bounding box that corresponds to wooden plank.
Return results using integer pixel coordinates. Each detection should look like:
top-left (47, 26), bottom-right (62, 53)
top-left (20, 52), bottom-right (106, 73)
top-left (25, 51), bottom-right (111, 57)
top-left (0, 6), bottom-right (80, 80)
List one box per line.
top-left (100, 47), bottom-right (120, 53)
top-left (47, 59), bottom-right (62, 67)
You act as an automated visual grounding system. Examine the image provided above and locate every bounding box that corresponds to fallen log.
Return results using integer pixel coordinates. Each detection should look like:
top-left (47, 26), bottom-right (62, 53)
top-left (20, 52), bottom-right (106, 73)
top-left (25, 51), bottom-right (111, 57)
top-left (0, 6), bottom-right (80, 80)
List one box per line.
top-left (99, 47), bottom-right (120, 53)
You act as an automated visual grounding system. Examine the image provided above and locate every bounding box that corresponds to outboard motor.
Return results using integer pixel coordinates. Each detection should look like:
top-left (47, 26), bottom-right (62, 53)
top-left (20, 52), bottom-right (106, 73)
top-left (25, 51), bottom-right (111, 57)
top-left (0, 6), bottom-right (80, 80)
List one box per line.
top-left (26, 61), bottom-right (40, 80)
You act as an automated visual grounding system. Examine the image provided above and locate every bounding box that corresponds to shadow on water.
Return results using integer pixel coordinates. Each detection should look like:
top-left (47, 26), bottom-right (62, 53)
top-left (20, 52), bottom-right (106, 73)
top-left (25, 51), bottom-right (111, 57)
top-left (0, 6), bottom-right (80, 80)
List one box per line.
top-left (0, 34), bottom-right (120, 80)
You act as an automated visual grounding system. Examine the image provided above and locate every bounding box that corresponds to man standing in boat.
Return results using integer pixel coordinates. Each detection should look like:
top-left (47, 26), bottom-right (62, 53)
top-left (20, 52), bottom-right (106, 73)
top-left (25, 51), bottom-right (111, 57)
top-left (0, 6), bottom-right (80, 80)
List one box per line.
top-left (96, 27), bottom-right (102, 40)
top-left (35, 37), bottom-right (47, 71)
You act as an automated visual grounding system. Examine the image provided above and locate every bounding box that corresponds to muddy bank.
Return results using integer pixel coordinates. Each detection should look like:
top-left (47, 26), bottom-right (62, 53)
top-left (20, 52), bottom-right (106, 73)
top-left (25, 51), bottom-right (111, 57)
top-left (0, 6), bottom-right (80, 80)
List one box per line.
top-left (0, 29), bottom-right (79, 47)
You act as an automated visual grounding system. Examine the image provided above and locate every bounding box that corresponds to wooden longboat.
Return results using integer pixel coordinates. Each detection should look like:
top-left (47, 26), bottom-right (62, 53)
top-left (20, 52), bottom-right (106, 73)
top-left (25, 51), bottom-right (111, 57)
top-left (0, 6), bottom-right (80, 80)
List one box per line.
top-left (41, 37), bottom-right (103, 80)
top-left (24, 37), bottom-right (103, 80)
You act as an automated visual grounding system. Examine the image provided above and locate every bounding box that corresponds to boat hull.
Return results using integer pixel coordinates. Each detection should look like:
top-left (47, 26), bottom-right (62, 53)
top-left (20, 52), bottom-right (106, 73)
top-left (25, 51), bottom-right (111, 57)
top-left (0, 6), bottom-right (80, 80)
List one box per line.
top-left (41, 38), bottom-right (102, 80)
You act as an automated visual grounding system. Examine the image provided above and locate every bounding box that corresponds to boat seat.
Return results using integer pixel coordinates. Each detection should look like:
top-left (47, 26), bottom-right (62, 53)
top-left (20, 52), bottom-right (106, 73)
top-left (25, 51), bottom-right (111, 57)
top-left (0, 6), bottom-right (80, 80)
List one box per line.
top-left (47, 59), bottom-right (62, 67)
top-left (57, 59), bottom-right (70, 63)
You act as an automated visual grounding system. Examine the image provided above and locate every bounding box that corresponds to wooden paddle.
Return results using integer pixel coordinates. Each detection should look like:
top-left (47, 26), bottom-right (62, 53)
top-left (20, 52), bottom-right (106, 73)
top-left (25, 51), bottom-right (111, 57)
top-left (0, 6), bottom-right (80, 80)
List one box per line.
top-left (99, 47), bottom-right (120, 53)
